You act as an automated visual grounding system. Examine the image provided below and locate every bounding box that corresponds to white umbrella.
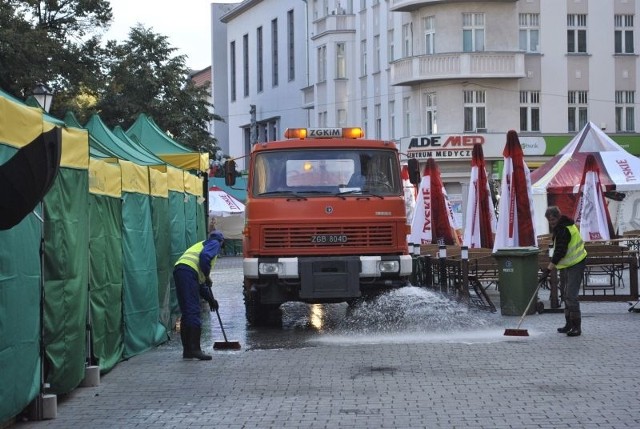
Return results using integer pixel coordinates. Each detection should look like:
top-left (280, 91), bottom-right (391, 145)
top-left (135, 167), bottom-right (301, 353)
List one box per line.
top-left (208, 186), bottom-right (245, 217)
top-left (574, 154), bottom-right (612, 241)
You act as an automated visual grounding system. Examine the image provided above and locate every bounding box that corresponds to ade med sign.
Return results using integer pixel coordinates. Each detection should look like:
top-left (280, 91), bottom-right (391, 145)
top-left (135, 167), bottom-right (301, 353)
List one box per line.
top-left (400, 134), bottom-right (546, 159)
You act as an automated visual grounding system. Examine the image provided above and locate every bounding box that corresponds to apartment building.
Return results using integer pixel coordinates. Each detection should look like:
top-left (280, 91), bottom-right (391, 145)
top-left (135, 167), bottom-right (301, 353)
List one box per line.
top-left (212, 0), bottom-right (640, 205)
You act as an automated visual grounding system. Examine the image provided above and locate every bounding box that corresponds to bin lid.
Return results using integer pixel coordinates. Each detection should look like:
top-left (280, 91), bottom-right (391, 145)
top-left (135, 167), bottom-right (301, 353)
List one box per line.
top-left (492, 246), bottom-right (540, 256)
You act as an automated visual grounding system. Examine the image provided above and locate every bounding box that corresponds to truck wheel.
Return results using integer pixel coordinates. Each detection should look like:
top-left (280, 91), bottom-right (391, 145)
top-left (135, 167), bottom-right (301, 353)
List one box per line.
top-left (244, 291), bottom-right (282, 327)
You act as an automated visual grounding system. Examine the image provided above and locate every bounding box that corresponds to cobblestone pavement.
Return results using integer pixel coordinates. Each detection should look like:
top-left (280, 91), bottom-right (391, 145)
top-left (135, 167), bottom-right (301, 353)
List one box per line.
top-left (14, 257), bottom-right (640, 428)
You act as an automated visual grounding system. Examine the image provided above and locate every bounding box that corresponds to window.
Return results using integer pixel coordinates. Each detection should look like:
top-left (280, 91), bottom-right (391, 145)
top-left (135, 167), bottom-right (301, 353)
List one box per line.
top-left (519, 91), bottom-right (540, 132)
top-left (615, 15), bottom-right (634, 54)
top-left (567, 14), bottom-right (587, 53)
top-left (318, 45), bottom-right (327, 82)
top-left (423, 15), bottom-right (435, 55)
top-left (287, 10), bottom-right (295, 81)
top-left (337, 108), bottom-right (347, 127)
top-left (360, 40), bottom-right (367, 76)
top-left (402, 23), bottom-right (412, 57)
top-left (388, 100), bottom-right (395, 139)
top-left (403, 97), bottom-right (411, 136)
top-left (388, 29), bottom-right (395, 62)
top-left (336, 42), bottom-right (346, 78)
top-left (463, 90), bottom-right (486, 132)
top-left (423, 92), bottom-right (437, 134)
top-left (257, 27), bottom-right (263, 93)
top-left (373, 35), bottom-right (381, 73)
top-left (318, 111), bottom-right (328, 127)
top-left (519, 13), bottom-right (539, 52)
top-left (463, 13), bottom-right (484, 52)
top-left (230, 41), bottom-right (236, 102)
top-left (375, 104), bottom-right (382, 139)
top-left (616, 91), bottom-right (635, 132)
top-left (272, 19), bottom-right (278, 87)
top-left (243, 34), bottom-right (249, 97)
top-left (568, 90), bottom-right (588, 132)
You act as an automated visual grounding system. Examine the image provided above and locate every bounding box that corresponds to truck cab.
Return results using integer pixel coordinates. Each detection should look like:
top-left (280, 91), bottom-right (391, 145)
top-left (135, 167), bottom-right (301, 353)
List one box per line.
top-left (228, 127), bottom-right (412, 326)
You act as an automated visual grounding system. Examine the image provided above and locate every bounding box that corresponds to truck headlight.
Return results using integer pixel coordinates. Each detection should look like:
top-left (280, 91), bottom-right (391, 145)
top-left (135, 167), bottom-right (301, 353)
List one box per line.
top-left (378, 260), bottom-right (399, 273)
top-left (258, 262), bottom-right (280, 275)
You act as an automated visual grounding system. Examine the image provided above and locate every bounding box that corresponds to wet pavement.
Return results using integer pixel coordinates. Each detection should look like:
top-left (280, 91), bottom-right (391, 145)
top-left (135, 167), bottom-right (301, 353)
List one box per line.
top-left (14, 256), bottom-right (640, 428)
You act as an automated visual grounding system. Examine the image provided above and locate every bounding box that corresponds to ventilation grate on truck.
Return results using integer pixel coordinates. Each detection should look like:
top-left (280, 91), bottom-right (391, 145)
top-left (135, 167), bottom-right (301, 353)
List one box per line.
top-left (262, 225), bottom-right (394, 249)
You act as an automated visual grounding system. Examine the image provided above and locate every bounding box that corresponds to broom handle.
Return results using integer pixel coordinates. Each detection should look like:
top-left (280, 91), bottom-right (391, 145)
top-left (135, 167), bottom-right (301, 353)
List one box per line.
top-left (215, 308), bottom-right (230, 342)
top-left (515, 280), bottom-right (543, 329)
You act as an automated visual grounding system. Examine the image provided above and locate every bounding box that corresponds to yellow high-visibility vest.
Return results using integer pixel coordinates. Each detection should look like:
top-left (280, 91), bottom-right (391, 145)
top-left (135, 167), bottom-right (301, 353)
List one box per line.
top-left (176, 241), bottom-right (208, 283)
top-left (555, 224), bottom-right (587, 269)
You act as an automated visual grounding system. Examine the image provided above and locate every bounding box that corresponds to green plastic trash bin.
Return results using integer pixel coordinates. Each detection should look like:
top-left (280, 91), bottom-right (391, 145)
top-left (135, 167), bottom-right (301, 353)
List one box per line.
top-left (493, 247), bottom-right (541, 316)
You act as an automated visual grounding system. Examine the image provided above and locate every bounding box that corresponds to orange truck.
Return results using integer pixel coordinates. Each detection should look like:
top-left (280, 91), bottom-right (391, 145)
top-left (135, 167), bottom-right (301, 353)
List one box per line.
top-left (225, 127), bottom-right (412, 326)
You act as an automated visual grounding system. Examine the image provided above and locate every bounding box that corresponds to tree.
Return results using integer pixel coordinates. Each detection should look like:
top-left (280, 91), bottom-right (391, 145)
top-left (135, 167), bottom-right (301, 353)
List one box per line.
top-left (97, 25), bottom-right (222, 154)
top-left (0, 0), bottom-right (112, 112)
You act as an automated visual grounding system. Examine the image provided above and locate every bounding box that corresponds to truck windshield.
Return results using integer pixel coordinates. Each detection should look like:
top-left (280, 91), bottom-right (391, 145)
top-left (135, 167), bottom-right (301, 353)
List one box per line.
top-left (252, 149), bottom-right (401, 197)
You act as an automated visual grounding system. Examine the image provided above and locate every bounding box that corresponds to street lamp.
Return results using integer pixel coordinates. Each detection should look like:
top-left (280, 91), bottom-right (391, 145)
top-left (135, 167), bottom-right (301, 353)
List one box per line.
top-left (31, 83), bottom-right (54, 113)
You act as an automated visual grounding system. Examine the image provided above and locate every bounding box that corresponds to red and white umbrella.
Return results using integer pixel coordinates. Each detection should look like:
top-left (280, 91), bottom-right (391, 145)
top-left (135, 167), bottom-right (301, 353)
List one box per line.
top-left (493, 130), bottom-right (537, 251)
top-left (574, 154), bottom-right (613, 241)
top-left (409, 158), bottom-right (461, 245)
top-left (463, 144), bottom-right (496, 249)
top-left (208, 186), bottom-right (245, 217)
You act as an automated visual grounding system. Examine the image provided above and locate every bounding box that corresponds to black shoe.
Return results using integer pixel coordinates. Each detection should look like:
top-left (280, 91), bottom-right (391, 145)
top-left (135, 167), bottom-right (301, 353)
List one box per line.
top-left (566, 313), bottom-right (581, 337)
top-left (191, 327), bottom-right (212, 361)
top-left (557, 309), bottom-right (571, 333)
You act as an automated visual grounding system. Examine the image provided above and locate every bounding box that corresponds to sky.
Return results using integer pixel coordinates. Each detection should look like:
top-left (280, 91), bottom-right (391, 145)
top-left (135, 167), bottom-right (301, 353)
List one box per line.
top-left (104, 0), bottom-right (241, 71)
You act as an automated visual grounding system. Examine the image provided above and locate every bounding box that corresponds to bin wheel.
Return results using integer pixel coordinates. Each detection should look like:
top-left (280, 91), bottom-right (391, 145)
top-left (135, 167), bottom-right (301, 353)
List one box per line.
top-left (535, 301), bottom-right (545, 314)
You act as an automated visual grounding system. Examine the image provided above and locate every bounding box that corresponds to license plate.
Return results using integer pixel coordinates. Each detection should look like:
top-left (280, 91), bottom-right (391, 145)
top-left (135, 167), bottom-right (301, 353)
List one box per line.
top-left (311, 234), bottom-right (348, 244)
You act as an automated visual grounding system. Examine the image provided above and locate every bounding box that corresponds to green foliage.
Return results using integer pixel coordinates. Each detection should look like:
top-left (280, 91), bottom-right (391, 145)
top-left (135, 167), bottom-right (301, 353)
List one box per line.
top-left (0, 1), bottom-right (223, 157)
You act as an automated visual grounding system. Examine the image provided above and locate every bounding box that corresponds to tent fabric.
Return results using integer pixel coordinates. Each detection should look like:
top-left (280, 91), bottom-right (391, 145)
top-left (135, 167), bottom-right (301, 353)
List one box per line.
top-left (0, 102), bottom-right (42, 422)
top-left (149, 167), bottom-right (172, 331)
top-left (120, 161), bottom-right (167, 358)
top-left (0, 127), bottom-right (61, 230)
top-left (493, 130), bottom-right (537, 251)
top-left (43, 166), bottom-right (90, 395)
top-left (209, 186), bottom-right (245, 217)
top-left (126, 113), bottom-right (208, 171)
top-left (463, 144), bottom-right (496, 249)
top-left (63, 112), bottom-right (115, 160)
top-left (85, 115), bottom-right (165, 166)
top-left (409, 158), bottom-right (461, 245)
top-left (532, 122), bottom-right (640, 194)
top-left (574, 154), bottom-right (614, 241)
top-left (531, 122), bottom-right (640, 234)
top-left (88, 159), bottom-right (124, 374)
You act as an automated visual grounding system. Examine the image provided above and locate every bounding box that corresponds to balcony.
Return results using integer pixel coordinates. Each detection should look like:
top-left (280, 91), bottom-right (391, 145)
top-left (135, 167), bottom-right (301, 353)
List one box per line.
top-left (312, 13), bottom-right (355, 40)
top-left (390, 51), bottom-right (525, 86)
top-left (391, 0), bottom-right (517, 13)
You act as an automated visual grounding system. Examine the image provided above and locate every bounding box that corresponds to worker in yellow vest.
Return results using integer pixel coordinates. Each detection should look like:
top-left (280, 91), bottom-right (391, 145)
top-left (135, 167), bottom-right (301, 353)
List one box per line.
top-left (173, 230), bottom-right (224, 360)
top-left (545, 206), bottom-right (587, 337)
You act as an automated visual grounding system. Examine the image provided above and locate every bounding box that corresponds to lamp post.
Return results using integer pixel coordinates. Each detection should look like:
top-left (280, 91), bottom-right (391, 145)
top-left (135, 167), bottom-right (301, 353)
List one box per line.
top-left (31, 83), bottom-right (54, 113)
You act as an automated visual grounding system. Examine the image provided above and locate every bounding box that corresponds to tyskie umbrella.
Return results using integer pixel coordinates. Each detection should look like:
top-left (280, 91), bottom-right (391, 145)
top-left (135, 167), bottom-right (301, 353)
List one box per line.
top-left (463, 144), bottom-right (496, 249)
top-left (574, 154), bottom-right (614, 241)
top-left (409, 158), bottom-right (461, 245)
top-left (208, 186), bottom-right (245, 217)
top-left (493, 130), bottom-right (537, 251)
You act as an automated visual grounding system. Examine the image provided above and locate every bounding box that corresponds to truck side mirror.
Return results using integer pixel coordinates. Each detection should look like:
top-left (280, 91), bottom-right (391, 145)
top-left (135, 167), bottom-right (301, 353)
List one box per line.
top-left (407, 158), bottom-right (420, 185)
top-left (224, 159), bottom-right (237, 186)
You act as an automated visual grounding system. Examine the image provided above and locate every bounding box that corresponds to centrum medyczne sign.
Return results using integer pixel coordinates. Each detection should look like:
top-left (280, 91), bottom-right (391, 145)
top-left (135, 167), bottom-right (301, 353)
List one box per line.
top-left (400, 134), bottom-right (546, 159)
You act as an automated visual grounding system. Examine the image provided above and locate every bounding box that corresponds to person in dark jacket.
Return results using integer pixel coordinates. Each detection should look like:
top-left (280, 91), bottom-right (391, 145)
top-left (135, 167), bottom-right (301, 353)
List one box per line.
top-left (545, 206), bottom-right (587, 336)
top-left (173, 230), bottom-right (224, 360)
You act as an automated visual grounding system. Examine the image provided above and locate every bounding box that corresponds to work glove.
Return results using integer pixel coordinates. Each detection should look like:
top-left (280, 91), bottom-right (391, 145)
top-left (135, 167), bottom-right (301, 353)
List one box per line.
top-left (208, 297), bottom-right (219, 312)
top-left (539, 268), bottom-right (551, 281)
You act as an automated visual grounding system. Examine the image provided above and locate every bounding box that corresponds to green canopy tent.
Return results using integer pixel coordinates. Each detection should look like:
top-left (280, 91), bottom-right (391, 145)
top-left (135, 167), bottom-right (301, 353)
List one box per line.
top-left (84, 115), bottom-right (168, 358)
top-left (64, 113), bottom-right (124, 374)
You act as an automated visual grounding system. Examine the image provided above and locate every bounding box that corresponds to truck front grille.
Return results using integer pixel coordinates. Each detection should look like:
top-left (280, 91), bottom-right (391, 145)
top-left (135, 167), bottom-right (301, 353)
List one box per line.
top-left (262, 225), bottom-right (394, 249)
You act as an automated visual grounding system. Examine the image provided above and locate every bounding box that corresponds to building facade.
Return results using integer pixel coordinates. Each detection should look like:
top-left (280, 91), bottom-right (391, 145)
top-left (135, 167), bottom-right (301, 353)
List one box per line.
top-left (213, 0), bottom-right (640, 207)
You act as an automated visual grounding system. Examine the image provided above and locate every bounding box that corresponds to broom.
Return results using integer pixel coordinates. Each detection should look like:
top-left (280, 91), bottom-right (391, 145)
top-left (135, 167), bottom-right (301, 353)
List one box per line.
top-left (212, 308), bottom-right (241, 350)
top-left (504, 271), bottom-right (549, 337)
